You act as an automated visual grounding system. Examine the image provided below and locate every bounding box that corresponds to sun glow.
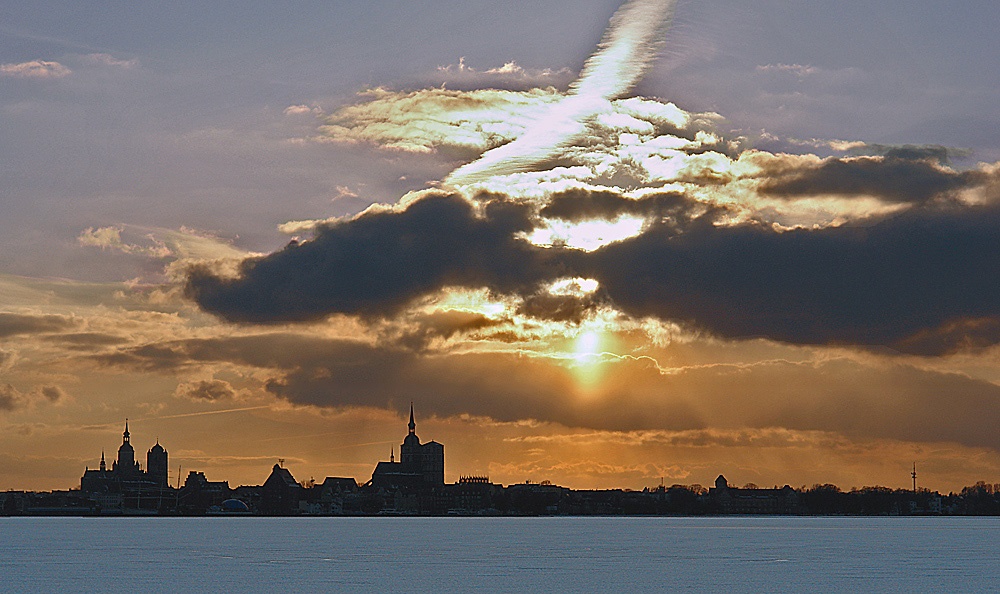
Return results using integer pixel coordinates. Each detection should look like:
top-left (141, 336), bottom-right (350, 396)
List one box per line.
top-left (428, 288), bottom-right (510, 317)
top-left (575, 330), bottom-right (601, 357)
top-left (570, 329), bottom-right (610, 390)
top-left (525, 216), bottom-right (646, 251)
top-left (548, 277), bottom-right (600, 296)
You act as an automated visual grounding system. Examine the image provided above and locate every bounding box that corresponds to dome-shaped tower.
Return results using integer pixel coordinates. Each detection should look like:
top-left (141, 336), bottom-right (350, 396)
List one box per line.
top-left (147, 439), bottom-right (168, 487)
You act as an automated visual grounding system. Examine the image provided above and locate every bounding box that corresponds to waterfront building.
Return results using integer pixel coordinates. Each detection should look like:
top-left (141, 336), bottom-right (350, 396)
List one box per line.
top-left (709, 475), bottom-right (802, 514)
top-left (260, 462), bottom-right (302, 515)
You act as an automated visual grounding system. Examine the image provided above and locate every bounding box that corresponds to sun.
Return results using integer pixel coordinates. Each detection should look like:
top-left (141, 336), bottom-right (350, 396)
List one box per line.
top-left (571, 330), bottom-right (607, 390)
top-left (575, 330), bottom-right (601, 358)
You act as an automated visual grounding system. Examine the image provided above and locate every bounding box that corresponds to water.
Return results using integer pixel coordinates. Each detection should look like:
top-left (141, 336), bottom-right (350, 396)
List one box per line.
top-left (1, 516), bottom-right (996, 592)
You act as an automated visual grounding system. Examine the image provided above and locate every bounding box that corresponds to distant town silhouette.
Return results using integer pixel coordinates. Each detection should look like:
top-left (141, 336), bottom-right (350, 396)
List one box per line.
top-left (5, 406), bottom-right (1000, 517)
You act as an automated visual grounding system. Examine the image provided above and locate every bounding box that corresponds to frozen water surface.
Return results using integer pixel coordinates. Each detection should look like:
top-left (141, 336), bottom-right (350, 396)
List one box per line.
top-left (1, 516), bottom-right (997, 592)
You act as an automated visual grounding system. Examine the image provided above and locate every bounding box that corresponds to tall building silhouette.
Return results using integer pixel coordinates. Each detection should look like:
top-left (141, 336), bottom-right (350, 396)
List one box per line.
top-left (112, 420), bottom-right (140, 478)
top-left (81, 421), bottom-right (168, 494)
top-left (147, 440), bottom-right (168, 487)
top-left (369, 404), bottom-right (444, 489)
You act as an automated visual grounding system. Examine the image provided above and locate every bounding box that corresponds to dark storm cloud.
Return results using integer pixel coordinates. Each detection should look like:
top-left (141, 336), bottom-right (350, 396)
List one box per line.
top-left (516, 291), bottom-right (605, 324)
top-left (393, 310), bottom-right (506, 350)
top-left (539, 189), bottom-right (698, 223)
top-left (184, 193), bottom-right (565, 322)
top-left (758, 154), bottom-right (985, 203)
top-left (585, 203), bottom-right (1000, 354)
top-left (0, 313), bottom-right (78, 338)
top-left (185, 189), bottom-right (1000, 354)
top-left (858, 144), bottom-right (967, 164)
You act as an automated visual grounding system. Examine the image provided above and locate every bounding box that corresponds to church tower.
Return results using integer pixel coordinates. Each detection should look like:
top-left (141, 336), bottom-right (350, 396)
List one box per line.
top-left (399, 404), bottom-right (444, 485)
top-left (147, 440), bottom-right (168, 487)
top-left (113, 419), bottom-right (139, 478)
top-left (401, 402), bottom-right (420, 460)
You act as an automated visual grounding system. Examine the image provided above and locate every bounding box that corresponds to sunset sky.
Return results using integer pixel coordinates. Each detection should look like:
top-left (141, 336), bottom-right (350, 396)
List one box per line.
top-left (3, 0), bottom-right (1000, 493)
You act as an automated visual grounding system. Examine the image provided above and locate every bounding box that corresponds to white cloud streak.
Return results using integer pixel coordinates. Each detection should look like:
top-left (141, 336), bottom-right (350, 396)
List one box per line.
top-left (446, 0), bottom-right (678, 185)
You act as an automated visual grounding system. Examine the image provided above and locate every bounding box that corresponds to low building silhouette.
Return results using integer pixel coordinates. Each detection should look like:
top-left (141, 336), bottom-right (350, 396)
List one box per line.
top-left (260, 463), bottom-right (302, 515)
top-left (710, 475), bottom-right (802, 514)
top-left (178, 471), bottom-right (231, 514)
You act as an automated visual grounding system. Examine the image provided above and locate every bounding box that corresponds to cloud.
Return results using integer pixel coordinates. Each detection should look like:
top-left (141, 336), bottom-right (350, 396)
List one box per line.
top-left (80, 53), bottom-right (137, 69)
top-left (0, 383), bottom-right (69, 411)
top-left (185, 181), bottom-right (1000, 354)
top-left (584, 201), bottom-right (1000, 354)
top-left (184, 193), bottom-right (560, 322)
top-left (0, 385), bottom-right (26, 411)
top-left (78, 226), bottom-right (172, 258)
top-left (283, 104), bottom-right (321, 116)
top-left (77, 225), bottom-right (248, 274)
top-left (756, 63), bottom-right (818, 77)
top-left (0, 60), bottom-right (71, 78)
top-left (388, 310), bottom-right (507, 351)
top-left (516, 291), bottom-right (604, 324)
top-left (432, 57), bottom-right (574, 90)
top-left (756, 152), bottom-right (984, 203)
top-left (504, 427), bottom-right (849, 450)
top-left (320, 87), bottom-right (564, 154)
top-left (447, 0), bottom-right (679, 184)
top-left (90, 332), bottom-right (1000, 451)
top-left (42, 332), bottom-right (130, 352)
top-left (37, 386), bottom-right (67, 403)
top-left (853, 144), bottom-right (969, 164)
top-left (0, 313), bottom-right (78, 338)
top-left (538, 188), bottom-right (698, 223)
top-left (181, 0), bottom-right (1000, 359)
top-left (175, 379), bottom-right (239, 401)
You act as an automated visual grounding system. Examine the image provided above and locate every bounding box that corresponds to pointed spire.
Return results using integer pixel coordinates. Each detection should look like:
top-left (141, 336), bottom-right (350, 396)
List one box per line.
top-left (390, 447), bottom-right (395, 463)
top-left (408, 402), bottom-right (415, 435)
top-left (123, 418), bottom-right (130, 443)
top-left (100, 450), bottom-right (106, 471)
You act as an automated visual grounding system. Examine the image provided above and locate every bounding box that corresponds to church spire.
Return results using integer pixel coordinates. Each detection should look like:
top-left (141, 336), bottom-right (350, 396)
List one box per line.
top-left (408, 402), bottom-right (415, 435)
top-left (100, 450), bottom-right (106, 472)
top-left (123, 418), bottom-right (130, 443)
top-left (390, 447), bottom-right (395, 463)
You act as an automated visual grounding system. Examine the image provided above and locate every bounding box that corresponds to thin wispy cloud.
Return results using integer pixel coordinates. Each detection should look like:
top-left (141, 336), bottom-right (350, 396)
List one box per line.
top-left (80, 53), bottom-right (137, 69)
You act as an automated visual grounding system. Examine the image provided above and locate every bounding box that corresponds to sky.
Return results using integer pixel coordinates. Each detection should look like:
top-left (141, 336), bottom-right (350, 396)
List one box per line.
top-left (3, 0), bottom-right (1000, 492)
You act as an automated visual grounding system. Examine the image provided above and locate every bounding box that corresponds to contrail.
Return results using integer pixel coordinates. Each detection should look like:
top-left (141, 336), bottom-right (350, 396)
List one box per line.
top-left (145, 405), bottom-right (273, 420)
top-left (446, 0), bottom-right (677, 186)
top-left (78, 406), bottom-right (273, 431)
